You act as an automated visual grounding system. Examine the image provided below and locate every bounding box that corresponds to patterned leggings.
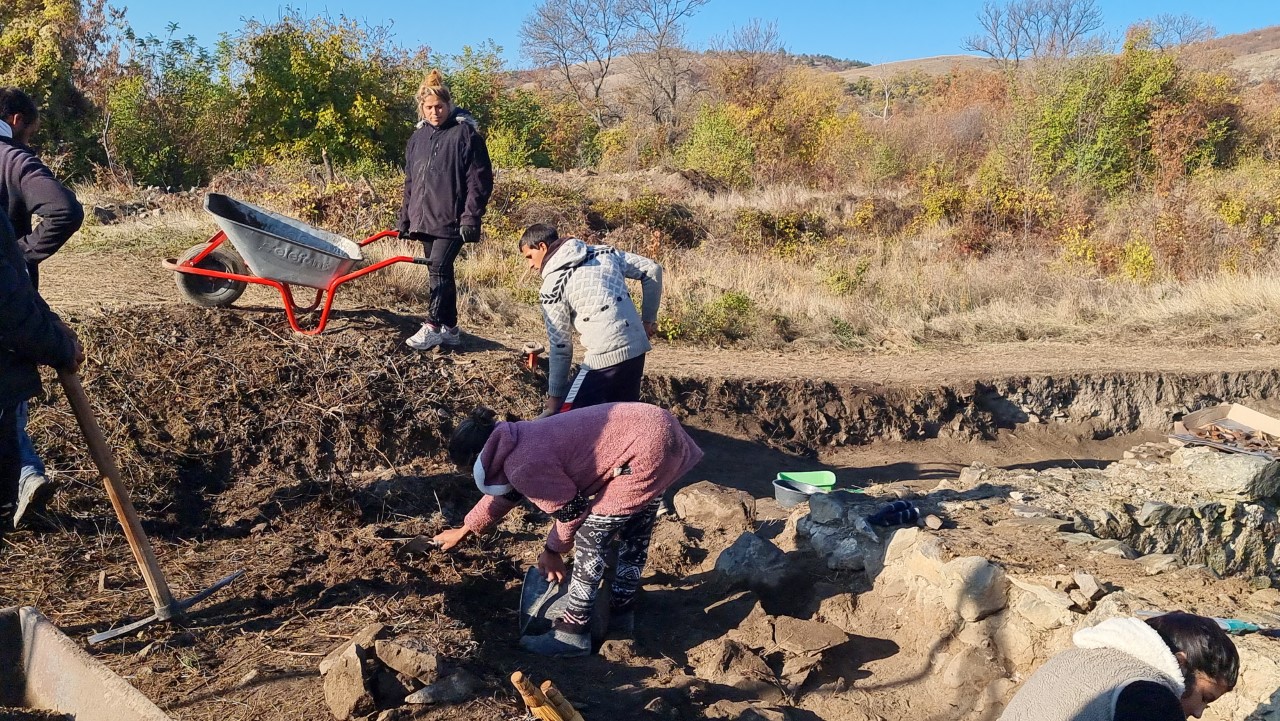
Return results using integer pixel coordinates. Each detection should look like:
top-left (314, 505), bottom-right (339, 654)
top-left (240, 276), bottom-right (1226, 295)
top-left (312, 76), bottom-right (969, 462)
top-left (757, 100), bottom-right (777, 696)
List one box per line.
top-left (557, 499), bottom-right (661, 632)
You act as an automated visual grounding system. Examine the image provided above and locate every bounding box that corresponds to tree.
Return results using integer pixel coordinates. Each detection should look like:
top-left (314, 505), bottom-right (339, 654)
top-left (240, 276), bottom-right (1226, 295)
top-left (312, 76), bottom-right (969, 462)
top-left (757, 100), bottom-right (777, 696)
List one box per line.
top-left (1144, 13), bottom-right (1215, 51)
top-left (620, 0), bottom-right (709, 127)
top-left (707, 18), bottom-right (788, 105)
top-left (520, 0), bottom-right (630, 128)
top-left (229, 12), bottom-right (426, 165)
top-left (0, 0), bottom-right (111, 174)
top-left (965, 0), bottom-right (1103, 68)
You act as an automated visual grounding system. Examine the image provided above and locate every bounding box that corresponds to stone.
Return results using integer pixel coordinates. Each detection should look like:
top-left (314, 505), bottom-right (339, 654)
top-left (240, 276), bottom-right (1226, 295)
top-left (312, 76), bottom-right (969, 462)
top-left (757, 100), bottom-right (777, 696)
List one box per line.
top-left (1069, 589), bottom-right (1095, 612)
top-left (673, 481), bottom-right (755, 532)
top-left (1251, 576), bottom-right (1274, 590)
top-left (1010, 578), bottom-right (1077, 630)
top-left (375, 710), bottom-right (405, 721)
top-left (772, 617), bottom-right (849, 655)
top-left (1247, 589), bottom-right (1280, 611)
top-left (1136, 502), bottom-right (1192, 527)
top-left (811, 591), bottom-right (858, 633)
top-left (599, 639), bottom-right (636, 663)
top-left (1073, 571), bottom-right (1105, 601)
top-left (1059, 532), bottom-right (1102, 545)
top-left (1171, 447), bottom-right (1280, 502)
top-left (924, 514), bottom-right (944, 530)
top-left (807, 492), bottom-right (850, 526)
top-left (959, 465), bottom-right (988, 487)
top-left (725, 600), bottom-right (776, 651)
top-left (704, 701), bottom-right (791, 721)
top-left (714, 532), bottom-right (789, 589)
top-left (687, 639), bottom-right (778, 697)
top-left (644, 696), bottom-right (680, 720)
top-left (940, 556), bottom-right (1010, 622)
top-left (996, 517), bottom-right (1075, 532)
top-left (780, 653), bottom-right (822, 692)
top-left (827, 537), bottom-right (867, 571)
top-left (374, 639), bottom-right (440, 684)
top-left (323, 643), bottom-right (375, 720)
top-left (1093, 540), bottom-right (1139, 560)
top-left (319, 623), bottom-right (388, 676)
top-left (403, 669), bottom-right (480, 705)
top-left (1136, 554), bottom-right (1182, 575)
top-left (887, 528), bottom-right (948, 586)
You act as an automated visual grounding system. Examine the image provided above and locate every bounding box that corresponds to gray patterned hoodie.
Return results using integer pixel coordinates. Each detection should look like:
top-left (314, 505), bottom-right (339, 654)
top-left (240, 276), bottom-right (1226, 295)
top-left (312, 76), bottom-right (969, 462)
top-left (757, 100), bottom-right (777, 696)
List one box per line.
top-left (538, 238), bottom-right (663, 398)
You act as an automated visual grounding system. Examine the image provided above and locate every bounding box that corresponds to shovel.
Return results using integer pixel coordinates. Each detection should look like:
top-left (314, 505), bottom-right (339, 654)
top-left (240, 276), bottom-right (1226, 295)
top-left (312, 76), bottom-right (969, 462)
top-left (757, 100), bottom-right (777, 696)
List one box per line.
top-left (58, 370), bottom-right (243, 644)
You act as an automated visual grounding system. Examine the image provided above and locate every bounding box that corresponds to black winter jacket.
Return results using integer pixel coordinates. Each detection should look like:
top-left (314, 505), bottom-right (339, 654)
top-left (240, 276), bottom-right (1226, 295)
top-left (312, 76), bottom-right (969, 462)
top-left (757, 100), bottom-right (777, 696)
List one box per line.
top-left (397, 111), bottom-right (493, 240)
top-left (0, 208), bottom-right (75, 408)
top-left (0, 136), bottom-right (84, 289)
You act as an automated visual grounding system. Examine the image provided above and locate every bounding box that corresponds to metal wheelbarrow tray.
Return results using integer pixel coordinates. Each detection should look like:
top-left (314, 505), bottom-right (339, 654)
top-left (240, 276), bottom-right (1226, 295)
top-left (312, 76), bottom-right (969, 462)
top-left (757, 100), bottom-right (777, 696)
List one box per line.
top-left (0, 606), bottom-right (173, 720)
top-left (162, 193), bottom-right (428, 334)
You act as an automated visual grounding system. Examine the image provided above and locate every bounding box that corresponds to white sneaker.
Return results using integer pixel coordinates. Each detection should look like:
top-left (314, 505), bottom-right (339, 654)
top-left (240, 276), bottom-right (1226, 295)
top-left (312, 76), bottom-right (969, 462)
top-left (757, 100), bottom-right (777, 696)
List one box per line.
top-left (13, 471), bottom-right (57, 528)
top-left (406, 323), bottom-right (446, 350)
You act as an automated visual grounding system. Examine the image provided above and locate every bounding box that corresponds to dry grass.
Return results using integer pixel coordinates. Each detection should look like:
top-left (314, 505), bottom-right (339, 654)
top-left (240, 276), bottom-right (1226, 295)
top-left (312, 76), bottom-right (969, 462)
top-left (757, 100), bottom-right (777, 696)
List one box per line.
top-left (64, 172), bottom-right (1280, 352)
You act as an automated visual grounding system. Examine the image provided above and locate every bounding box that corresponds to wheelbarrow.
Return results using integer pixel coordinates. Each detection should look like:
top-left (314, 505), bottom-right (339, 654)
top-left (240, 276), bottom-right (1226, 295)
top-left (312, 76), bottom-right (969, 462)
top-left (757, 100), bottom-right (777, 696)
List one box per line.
top-left (162, 193), bottom-right (428, 335)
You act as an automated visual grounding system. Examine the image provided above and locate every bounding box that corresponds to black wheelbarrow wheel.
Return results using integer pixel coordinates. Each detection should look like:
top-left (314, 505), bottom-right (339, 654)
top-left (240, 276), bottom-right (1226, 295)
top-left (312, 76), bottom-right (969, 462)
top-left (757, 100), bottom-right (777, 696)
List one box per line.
top-left (175, 243), bottom-right (248, 308)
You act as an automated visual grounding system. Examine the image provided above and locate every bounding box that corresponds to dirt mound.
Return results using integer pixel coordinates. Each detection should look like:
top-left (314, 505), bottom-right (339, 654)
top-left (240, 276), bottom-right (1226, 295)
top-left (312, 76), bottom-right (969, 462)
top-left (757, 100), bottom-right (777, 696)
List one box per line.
top-left (26, 306), bottom-right (543, 536)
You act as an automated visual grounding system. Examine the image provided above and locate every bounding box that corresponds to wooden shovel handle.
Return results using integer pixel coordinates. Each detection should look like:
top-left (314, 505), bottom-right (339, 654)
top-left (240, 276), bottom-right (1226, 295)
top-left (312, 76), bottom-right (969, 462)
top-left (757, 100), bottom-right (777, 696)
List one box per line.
top-left (511, 672), bottom-right (563, 721)
top-left (541, 680), bottom-right (585, 721)
top-left (58, 370), bottom-right (175, 614)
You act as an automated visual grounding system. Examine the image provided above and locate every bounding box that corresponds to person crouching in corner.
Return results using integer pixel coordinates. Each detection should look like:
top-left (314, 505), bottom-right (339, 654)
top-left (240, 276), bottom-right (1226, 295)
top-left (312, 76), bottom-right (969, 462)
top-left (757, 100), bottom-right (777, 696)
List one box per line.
top-left (432, 402), bottom-right (703, 657)
top-left (519, 223), bottom-right (662, 417)
top-left (1000, 611), bottom-right (1238, 721)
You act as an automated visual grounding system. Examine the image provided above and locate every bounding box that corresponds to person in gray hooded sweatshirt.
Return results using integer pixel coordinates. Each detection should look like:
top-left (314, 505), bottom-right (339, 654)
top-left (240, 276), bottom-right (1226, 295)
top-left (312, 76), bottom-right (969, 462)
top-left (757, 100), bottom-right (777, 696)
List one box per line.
top-left (519, 224), bottom-right (662, 417)
top-left (1000, 612), bottom-right (1238, 721)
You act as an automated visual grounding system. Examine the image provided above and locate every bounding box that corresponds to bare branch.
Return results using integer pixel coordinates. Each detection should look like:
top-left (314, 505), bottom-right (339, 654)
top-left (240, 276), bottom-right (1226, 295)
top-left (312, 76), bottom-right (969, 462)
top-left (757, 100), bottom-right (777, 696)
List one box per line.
top-left (964, 0), bottom-right (1102, 68)
top-left (520, 0), bottom-right (631, 127)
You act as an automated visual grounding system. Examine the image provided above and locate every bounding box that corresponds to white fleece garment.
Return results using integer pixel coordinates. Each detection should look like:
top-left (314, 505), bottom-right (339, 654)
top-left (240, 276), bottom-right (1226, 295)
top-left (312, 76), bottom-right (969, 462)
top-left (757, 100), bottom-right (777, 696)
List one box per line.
top-left (1074, 617), bottom-right (1186, 697)
top-left (473, 456), bottom-right (513, 496)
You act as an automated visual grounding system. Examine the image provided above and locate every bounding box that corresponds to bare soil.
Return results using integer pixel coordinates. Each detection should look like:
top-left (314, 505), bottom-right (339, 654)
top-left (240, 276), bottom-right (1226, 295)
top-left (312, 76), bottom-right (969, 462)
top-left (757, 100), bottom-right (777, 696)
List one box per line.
top-left (2, 250), bottom-right (1277, 720)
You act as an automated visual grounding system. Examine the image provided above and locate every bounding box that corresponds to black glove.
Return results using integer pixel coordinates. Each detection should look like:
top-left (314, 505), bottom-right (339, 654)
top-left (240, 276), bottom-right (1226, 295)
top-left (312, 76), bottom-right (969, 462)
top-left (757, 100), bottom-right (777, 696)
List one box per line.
top-left (460, 225), bottom-right (481, 243)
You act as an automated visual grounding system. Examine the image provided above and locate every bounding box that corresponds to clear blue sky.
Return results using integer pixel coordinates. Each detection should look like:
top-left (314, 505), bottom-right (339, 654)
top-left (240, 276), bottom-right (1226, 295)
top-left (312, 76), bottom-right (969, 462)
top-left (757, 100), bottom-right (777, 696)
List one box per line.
top-left (119, 1), bottom-right (1277, 67)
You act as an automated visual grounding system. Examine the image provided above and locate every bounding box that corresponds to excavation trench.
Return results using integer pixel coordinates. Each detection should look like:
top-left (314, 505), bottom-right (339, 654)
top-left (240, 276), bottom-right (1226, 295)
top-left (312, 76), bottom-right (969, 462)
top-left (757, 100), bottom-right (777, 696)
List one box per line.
top-left (11, 307), bottom-right (1280, 720)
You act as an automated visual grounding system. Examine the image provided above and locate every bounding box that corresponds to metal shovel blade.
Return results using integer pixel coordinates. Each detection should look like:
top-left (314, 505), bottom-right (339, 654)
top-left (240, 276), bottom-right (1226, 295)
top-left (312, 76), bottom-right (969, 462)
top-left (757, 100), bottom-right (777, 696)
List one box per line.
top-left (88, 569), bottom-right (245, 645)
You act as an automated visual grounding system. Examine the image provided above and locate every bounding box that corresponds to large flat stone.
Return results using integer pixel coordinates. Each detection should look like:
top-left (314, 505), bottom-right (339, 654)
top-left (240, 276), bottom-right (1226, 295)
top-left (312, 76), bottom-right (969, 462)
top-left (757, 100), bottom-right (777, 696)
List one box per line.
top-left (997, 517), bottom-right (1075, 532)
top-left (1172, 446), bottom-right (1280, 502)
top-left (374, 639), bottom-right (440, 684)
top-left (674, 481), bottom-right (756, 532)
top-left (772, 617), bottom-right (848, 656)
top-left (940, 556), bottom-right (1009, 622)
top-left (323, 643), bottom-right (375, 720)
top-left (319, 623), bottom-right (387, 676)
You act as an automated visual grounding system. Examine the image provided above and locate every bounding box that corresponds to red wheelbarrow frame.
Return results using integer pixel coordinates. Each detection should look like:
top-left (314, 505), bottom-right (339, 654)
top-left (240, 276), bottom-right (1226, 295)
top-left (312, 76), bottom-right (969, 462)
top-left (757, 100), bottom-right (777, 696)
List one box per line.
top-left (162, 229), bottom-right (427, 335)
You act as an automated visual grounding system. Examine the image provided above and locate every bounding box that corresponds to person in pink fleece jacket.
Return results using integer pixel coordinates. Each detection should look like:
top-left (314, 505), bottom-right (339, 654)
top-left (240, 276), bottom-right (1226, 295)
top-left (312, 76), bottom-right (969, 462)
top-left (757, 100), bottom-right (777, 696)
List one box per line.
top-left (432, 402), bottom-right (703, 657)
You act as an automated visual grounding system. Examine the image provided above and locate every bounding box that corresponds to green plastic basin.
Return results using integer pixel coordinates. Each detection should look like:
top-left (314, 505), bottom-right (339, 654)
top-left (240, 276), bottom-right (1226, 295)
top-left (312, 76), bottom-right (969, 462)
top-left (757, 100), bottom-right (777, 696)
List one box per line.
top-left (776, 470), bottom-right (837, 489)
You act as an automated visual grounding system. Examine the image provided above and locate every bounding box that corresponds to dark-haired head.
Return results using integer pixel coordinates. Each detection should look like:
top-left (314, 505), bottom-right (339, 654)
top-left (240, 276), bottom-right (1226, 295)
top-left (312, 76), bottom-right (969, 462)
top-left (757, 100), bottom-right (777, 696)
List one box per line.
top-left (448, 406), bottom-right (499, 468)
top-left (1145, 611), bottom-right (1238, 717)
top-left (519, 224), bottom-right (562, 271)
top-left (0, 88), bottom-right (39, 144)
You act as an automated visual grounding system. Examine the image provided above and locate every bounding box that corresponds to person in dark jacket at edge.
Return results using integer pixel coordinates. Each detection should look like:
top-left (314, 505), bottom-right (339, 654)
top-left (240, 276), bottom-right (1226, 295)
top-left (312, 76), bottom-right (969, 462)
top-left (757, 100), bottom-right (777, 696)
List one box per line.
top-left (0, 205), bottom-right (83, 538)
top-left (0, 87), bottom-right (85, 527)
top-left (398, 69), bottom-right (494, 351)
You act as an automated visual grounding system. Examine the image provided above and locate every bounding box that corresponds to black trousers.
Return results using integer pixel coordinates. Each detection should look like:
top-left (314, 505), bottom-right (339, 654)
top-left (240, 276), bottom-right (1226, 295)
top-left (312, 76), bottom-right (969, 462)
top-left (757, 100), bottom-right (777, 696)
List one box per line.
top-left (1, 405), bottom-right (20, 527)
top-left (420, 235), bottom-right (464, 328)
top-left (561, 354), bottom-right (646, 412)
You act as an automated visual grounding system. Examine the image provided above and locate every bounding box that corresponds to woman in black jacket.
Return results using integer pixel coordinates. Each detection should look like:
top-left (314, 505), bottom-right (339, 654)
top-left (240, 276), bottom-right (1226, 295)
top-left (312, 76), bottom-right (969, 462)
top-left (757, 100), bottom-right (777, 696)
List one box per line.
top-left (398, 70), bottom-right (493, 351)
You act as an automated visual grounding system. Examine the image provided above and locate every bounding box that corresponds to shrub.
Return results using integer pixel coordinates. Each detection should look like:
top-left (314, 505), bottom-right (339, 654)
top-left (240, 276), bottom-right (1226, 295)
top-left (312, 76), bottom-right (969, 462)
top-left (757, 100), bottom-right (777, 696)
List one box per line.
top-left (733, 208), bottom-right (827, 257)
top-left (1119, 237), bottom-right (1157, 282)
top-left (678, 104), bottom-right (755, 188)
top-left (591, 193), bottom-right (703, 250)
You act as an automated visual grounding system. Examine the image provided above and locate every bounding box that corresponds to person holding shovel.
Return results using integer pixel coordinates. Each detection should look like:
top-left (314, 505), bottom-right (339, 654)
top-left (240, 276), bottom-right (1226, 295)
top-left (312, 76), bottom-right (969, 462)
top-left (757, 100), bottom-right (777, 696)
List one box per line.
top-left (0, 207), bottom-right (82, 533)
top-left (519, 224), bottom-right (663, 417)
top-left (0, 87), bottom-right (85, 527)
top-left (433, 402), bottom-right (703, 657)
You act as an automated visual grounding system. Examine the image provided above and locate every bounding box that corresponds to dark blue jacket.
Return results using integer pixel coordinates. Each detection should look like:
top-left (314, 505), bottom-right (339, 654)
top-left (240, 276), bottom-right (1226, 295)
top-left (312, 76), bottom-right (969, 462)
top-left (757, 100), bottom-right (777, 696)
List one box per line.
top-left (0, 136), bottom-right (84, 289)
top-left (0, 208), bottom-right (75, 408)
top-left (397, 110), bottom-right (493, 240)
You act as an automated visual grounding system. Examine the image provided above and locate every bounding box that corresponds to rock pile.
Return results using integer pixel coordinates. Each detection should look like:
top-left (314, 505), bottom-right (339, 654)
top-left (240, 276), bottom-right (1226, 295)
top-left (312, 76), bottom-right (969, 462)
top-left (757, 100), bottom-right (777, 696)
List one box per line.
top-left (317, 623), bottom-right (478, 720)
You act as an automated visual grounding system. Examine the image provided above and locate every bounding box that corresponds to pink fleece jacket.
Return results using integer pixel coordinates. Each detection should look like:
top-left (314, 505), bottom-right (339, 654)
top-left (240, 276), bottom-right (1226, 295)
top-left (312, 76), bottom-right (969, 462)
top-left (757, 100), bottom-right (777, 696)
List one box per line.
top-left (462, 403), bottom-right (704, 553)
